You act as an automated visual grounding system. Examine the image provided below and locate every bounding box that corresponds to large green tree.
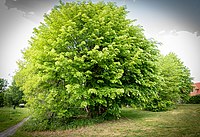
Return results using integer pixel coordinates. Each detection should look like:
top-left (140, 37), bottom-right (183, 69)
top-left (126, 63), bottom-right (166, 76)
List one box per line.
top-left (15, 1), bottom-right (160, 120)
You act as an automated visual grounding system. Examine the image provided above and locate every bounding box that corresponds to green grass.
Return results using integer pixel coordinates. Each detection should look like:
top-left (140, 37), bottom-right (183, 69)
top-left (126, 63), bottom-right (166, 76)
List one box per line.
top-left (0, 107), bottom-right (30, 132)
top-left (12, 104), bottom-right (200, 137)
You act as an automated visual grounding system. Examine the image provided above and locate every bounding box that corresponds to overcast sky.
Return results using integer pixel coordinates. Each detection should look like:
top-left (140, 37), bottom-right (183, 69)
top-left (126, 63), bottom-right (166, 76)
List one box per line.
top-left (0, 0), bottom-right (200, 84)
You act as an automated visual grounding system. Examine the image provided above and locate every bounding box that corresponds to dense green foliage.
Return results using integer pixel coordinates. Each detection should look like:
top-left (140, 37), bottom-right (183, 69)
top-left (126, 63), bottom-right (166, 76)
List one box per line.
top-left (187, 95), bottom-right (200, 104)
top-left (15, 1), bottom-right (160, 120)
top-left (21, 114), bottom-right (104, 131)
top-left (0, 78), bottom-right (7, 107)
top-left (0, 78), bottom-right (7, 92)
top-left (0, 79), bottom-right (24, 108)
top-left (4, 81), bottom-right (24, 108)
top-left (145, 53), bottom-right (192, 111)
top-left (0, 92), bottom-right (4, 107)
top-left (159, 53), bottom-right (192, 103)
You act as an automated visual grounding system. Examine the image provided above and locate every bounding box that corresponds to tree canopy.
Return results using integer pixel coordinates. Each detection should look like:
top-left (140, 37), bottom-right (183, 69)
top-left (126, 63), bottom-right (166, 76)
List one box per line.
top-left (158, 53), bottom-right (192, 103)
top-left (15, 1), bottom-right (160, 120)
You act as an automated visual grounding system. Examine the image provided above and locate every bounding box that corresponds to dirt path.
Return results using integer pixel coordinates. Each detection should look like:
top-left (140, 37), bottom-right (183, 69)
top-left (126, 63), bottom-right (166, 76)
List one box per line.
top-left (0, 117), bottom-right (29, 137)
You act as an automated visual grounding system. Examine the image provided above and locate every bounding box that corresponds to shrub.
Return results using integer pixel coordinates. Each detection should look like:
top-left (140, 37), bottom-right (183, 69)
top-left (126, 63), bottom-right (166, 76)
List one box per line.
top-left (187, 95), bottom-right (200, 104)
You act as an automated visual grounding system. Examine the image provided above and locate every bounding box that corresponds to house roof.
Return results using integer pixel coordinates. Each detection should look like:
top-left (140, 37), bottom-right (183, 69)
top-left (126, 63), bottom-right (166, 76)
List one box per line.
top-left (194, 82), bottom-right (200, 90)
top-left (190, 82), bottom-right (200, 96)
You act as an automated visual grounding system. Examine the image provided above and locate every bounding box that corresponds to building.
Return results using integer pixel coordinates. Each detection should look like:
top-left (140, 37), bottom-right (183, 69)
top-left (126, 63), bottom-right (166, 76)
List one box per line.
top-left (190, 82), bottom-right (200, 96)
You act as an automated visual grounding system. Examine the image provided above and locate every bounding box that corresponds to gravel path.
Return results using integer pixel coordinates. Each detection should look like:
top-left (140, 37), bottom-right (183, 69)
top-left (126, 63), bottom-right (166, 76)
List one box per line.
top-left (0, 117), bottom-right (29, 137)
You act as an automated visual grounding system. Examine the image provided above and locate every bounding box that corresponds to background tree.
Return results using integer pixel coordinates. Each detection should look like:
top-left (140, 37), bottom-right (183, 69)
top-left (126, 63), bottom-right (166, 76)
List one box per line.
top-left (144, 53), bottom-right (192, 111)
top-left (15, 1), bottom-right (161, 121)
top-left (4, 81), bottom-right (24, 109)
top-left (0, 78), bottom-right (8, 107)
top-left (0, 78), bottom-right (7, 92)
top-left (158, 53), bottom-right (192, 104)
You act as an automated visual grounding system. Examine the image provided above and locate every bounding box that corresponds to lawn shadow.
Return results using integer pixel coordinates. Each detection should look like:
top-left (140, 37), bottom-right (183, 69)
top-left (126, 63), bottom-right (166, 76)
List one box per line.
top-left (121, 107), bottom-right (156, 121)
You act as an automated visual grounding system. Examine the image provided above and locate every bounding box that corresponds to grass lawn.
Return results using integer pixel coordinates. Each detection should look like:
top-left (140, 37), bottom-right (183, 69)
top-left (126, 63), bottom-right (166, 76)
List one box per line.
top-left (0, 107), bottom-right (30, 132)
top-left (12, 104), bottom-right (200, 137)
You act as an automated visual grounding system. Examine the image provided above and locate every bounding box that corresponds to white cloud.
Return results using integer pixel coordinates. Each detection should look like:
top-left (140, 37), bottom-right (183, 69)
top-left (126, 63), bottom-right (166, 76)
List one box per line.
top-left (47, 9), bottom-right (52, 15)
top-left (131, 6), bottom-right (200, 82)
top-left (158, 30), bottom-right (166, 35)
top-left (28, 11), bottom-right (35, 15)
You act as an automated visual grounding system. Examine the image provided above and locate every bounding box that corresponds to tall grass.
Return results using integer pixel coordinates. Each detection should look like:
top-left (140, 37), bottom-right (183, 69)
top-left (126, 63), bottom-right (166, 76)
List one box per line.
top-left (0, 107), bottom-right (30, 132)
